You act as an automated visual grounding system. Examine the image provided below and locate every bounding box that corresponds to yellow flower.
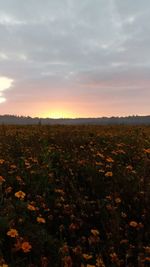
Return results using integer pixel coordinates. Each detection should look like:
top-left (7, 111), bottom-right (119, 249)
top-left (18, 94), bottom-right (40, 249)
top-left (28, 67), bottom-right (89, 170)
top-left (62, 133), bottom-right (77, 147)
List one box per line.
top-left (129, 221), bottom-right (138, 228)
top-left (7, 228), bottom-right (19, 238)
top-left (105, 171), bottom-right (113, 177)
top-left (21, 241), bottom-right (32, 253)
top-left (37, 216), bottom-right (46, 223)
top-left (15, 191), bottom-right (26, 200)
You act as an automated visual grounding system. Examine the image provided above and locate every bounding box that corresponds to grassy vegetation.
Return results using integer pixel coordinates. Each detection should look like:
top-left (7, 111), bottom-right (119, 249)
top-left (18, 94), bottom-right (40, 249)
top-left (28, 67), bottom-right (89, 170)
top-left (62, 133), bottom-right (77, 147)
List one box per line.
top-left (0, 125), bottom-right (150, 267)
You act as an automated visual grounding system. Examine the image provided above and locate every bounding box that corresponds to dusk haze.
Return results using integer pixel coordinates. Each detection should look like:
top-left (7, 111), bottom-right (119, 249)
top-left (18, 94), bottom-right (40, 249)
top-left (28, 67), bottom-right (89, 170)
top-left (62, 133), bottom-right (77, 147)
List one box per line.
top-left (0, 0), bottom-right (150, 118)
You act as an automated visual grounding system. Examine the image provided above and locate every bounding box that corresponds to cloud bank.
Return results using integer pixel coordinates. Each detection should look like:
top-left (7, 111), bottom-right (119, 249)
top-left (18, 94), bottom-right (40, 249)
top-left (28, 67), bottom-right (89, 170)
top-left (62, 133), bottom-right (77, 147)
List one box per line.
top-left (0, 0), bottom-right (150, 117)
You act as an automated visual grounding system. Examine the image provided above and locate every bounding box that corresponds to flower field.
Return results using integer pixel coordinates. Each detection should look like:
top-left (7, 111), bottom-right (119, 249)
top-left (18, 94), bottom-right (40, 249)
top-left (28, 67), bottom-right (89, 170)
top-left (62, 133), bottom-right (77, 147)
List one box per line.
top-left (0, 125), bottom-right (150, 267)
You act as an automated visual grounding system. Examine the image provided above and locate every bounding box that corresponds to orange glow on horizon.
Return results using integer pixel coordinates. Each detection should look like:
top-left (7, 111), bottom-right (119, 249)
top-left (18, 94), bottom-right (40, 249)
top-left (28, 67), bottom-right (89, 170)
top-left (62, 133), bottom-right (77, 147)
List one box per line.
top-left (39, 109), bottom-right (77, 119)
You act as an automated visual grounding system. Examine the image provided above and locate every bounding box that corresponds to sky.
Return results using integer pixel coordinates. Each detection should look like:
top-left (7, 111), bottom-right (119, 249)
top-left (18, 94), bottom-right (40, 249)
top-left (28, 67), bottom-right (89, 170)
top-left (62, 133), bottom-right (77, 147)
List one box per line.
top-left (0, 0), bottom-right (150, 118)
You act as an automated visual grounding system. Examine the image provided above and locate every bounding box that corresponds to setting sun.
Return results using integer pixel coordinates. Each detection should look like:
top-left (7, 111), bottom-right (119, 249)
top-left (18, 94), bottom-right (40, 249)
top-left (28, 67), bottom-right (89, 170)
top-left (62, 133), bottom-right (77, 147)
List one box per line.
top-left (40, 110), bottom-right (76, 119)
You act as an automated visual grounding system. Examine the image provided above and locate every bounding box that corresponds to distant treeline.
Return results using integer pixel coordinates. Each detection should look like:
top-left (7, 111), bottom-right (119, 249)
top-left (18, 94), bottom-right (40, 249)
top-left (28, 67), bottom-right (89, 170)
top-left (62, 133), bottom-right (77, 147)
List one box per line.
top-left (0, 115), bottom-right (150, 125)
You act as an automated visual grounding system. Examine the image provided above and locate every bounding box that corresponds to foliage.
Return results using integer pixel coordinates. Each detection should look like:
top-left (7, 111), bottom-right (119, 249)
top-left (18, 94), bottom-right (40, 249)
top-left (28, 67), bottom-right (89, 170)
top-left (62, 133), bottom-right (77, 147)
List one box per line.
top-left (0, 125), bottom-right (150, 266)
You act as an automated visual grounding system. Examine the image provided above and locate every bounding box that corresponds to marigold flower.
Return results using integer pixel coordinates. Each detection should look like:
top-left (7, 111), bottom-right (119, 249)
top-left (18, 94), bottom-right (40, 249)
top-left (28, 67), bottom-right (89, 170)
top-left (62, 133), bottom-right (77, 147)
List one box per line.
top-left (5, 186), bottom-right (12, 193)
top-left (91, 229), bottom-right (100, 236)
top-left (27, 204), bottom-right (37, 211)
top-left (143, 148), bottom-right (150, 154)
top-left (129, 221), bottom-right (138, 228)
top-left (106, 157), bottom-right (114, 163)
top-left (82, 254), bottom-right (93, 260)
top-left (15, 190), bottom-right (26, 200)
top-left (110, 252), bottom-right (118, 262)
top-left (115, 197), bottom-right (121, 204)
top-left (105, 171), bottom-right (113, 177)
top-left (37, 216), bottom-right (46, 223)
top-left (0, 176), bottom-right (5, 184)
top-left (126, 165), bottom-right (133, 171)
top-left (21, 241), bottom-right (32, 253)
top-left (7, 228), bottom-right (19, 238)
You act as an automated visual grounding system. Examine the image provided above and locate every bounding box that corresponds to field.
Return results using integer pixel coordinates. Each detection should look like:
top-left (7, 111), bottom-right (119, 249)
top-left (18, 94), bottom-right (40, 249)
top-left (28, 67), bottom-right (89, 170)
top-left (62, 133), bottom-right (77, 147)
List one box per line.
top-left (0, 125), bottom-right (150, 267)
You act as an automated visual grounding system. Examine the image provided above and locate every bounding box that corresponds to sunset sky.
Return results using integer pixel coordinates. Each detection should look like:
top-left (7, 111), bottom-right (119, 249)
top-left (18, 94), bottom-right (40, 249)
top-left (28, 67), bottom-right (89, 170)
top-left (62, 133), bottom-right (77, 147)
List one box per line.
top-left (0, 0), bottom-right (150, 118)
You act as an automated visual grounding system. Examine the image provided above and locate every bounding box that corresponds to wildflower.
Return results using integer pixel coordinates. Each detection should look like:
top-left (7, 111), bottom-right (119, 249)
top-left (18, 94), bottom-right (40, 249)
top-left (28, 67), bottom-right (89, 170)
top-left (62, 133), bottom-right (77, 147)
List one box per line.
top-left (129, 221), bottom-right (138, 228)
top-left (10, 164), bottom-right (17, 169)
top-left (91, 229), bottom-right (100, 236)
top-left (27, 204), bottom-right (37, 211)
top-left (105, 171), bottom-right (113, 177)
top-left (126, 165), bottom-right (133, 171)
top-left (143, 148), bottom-right (150, 154)
top-left (21, 241), bottom-right (32, 253)
top-left (144, 246), bottom-right (150, 253)
top-left (106, 157), bottom-right (114, 163)
top-left (96, 256), bottom-right (105, 267)
top-left (37, 216), bottom-right (46, 223)
top-left (115, 197), bottom-right (121, 204)
top-left (106, 204), bottom-right (113, 211)
top-left (97, 152), bottom-right (104, 158)
top-left (0, 176), bottom-right (5, 184)
top-left (63, 255), bottom-right (72, 267)
top-left (60, 244), bottom-right (69, 254)
top-left (15, 191), bottom-right (26, 200)
top-left (7, 228), bottom-right (19, 238)
top-left (110, 252), bottom-right (119, 263)
top-left (82, 254), bottom-right (93, 260)
top-left (5, 186), bottom-right (12, 193)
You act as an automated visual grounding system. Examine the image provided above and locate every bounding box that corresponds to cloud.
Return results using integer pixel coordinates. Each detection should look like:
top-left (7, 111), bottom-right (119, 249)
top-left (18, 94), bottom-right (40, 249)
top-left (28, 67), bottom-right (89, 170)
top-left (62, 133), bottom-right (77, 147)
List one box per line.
top-left (0, 0), bottom-right (150, 116)
top-left (0, 76), bottom-right (14, 103)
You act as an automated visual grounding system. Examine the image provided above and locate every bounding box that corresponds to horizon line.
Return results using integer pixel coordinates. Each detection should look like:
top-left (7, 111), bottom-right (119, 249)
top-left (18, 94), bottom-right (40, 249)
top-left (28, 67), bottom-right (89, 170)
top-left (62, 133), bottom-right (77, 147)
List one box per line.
top-left (1, 113), bottom-right (150, 120)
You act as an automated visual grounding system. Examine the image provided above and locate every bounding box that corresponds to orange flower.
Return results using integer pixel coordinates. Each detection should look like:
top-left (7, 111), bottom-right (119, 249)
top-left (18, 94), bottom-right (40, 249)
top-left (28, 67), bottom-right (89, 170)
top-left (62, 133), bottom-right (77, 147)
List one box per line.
top-left (143, 148), bottom-right (150, 154)
top-left (7, 228), bottom-right (19, 238)
top-left (21, 241), bottom-right (32, 253)
top-left (129, 221), bottom-right (138, 228)
top-left (115, 197), bottom-right (121, 204)
top-left (5, 186), bottom-right (13, 193)
top-left (37, 216), bottom-right (46, 223)
top-left (82, 254), bottom-right (93, 260)
top-left (110, 252), bottom-right (119, 262)
top-left (126, 165), bottom-right (133, 171)
top-left (91, 229), bottom-right (100, 236)
top-left (15, 191), bottom-right (26, 200)
top-left (0, 176), bottom-right (5, 184)
top-left (27, 204), bottom-right (37, 211)
top-left (105, 171), bottom-right (113, 177)
top-left (106, 157), bottom-right (114, 163)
